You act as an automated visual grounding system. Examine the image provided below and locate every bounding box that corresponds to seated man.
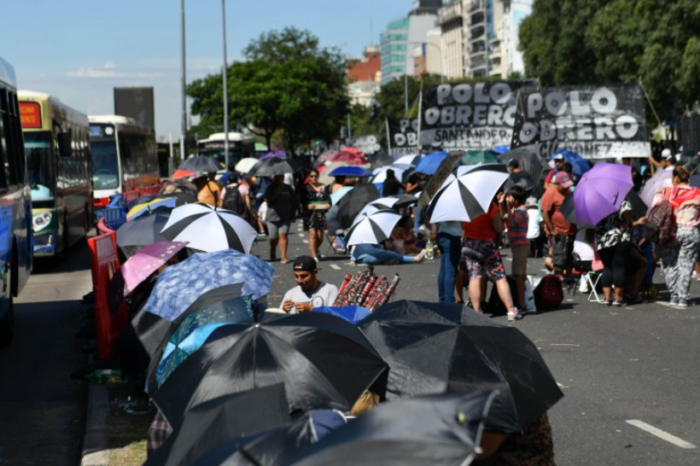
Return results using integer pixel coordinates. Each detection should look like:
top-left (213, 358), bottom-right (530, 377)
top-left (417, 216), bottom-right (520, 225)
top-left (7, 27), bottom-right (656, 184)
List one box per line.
top-left (281, 256), bottom-right (339, 313)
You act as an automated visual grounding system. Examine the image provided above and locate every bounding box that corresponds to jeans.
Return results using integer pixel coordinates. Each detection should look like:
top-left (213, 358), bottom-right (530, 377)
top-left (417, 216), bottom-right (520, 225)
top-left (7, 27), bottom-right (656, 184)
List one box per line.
top-left (355, 250), bottom-right (413, 265)
top-left (437, 232), bottom-right (461, 303)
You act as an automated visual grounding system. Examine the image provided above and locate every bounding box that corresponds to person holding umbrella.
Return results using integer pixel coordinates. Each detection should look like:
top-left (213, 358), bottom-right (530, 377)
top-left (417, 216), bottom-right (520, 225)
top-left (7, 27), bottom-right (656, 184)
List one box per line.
top-left (264, 174), bottom-right (298, 263)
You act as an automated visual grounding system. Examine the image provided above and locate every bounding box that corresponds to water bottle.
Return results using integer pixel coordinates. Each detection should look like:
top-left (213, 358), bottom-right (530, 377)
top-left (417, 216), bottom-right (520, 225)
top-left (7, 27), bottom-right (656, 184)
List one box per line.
top-left (425, 241), bottom-right (434, 260)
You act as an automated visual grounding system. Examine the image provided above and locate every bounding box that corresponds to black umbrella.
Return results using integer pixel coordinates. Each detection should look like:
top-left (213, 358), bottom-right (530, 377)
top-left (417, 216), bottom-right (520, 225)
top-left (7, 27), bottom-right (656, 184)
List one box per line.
top-left (192, 410), bottom-right (346, 466)
top-left (249, 157), bottom-right (302, 176)
top-left (153, 312), bottom-right (387, 431)
top-left (560, 193), bottom-right (577, 225)
top-left (417, 151), bottom-right (463, 212)
top-left (116, 212), bottom-right (171, 258)
top-left (336, 184), bottom-right (381, 229)
top-left (163, 191), bottom-right (198, 205)
top-left (359, 300), bottom-right (563, 434)
top-left (367, 150), bottom-right (394, 170)
top-left (500, 145), bottom-right (546, 180)
top-left (287, 392), bottom-right (496, 466)
top-left (145, 384), bottom-right (290, 466)
top-left (180, 156), bottom-right (221, 174)
top-left (626, 189), bottom-right (648, 219)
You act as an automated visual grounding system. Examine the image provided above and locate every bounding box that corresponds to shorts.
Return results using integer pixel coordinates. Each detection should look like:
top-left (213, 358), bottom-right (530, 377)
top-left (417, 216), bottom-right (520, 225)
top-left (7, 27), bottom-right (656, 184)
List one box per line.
top-left (511, 246), bottom-right (529, 276)
top-left (461, 238), bottom-right (506, 281)
top-left (550, 234), bottom-right (574, 272)
top-left (309, 211), bottom-right (327, 231)
top-left (267, 221), bottom-right (290, 239)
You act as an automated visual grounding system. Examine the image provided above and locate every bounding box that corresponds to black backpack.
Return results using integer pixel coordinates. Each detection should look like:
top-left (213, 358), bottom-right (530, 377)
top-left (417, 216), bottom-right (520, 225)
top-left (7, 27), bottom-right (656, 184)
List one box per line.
top-left (222, 183), bottom-right (246, 215)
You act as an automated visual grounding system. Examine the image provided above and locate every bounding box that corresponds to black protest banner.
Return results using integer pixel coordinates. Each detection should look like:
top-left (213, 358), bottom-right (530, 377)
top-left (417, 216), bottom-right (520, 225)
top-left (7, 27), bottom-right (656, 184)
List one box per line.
top-left (386, 118), bottom-right (419, 155)
top-left (511, 83), bottom-right (650, 159)
top-left (419, 81), bottom-right (533, 150)
top-left (679, 114), bottom-right (700, 156)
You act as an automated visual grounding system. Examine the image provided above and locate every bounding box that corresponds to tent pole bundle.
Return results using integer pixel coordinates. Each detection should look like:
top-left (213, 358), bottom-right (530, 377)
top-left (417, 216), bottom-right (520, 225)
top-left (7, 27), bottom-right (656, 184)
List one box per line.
top-left (333, 267), bottom-right (401, 311)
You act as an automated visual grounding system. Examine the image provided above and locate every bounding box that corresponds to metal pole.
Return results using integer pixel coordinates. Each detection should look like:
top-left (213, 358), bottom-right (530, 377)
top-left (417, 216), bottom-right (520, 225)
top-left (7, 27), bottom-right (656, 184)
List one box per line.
top-left (347, 113), bottom-right (352, 142)
top-left (180, 0), bottom-right (187, 159)
top-left (404, 73), bottom-right (409, 115)
top-left (221, 0), bottom-right (230, 169)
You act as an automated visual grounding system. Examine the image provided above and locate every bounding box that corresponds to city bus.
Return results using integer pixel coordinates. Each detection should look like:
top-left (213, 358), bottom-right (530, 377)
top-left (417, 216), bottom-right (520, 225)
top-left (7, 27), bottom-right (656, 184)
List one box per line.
top-left (0, 57), bottom-right (33, 347)
top-left (19, 91), bottom-right (93, 258)
top-left (197, 131), bottom-right (256, 167)
top-left (89, 115), bottom-right (159, 211)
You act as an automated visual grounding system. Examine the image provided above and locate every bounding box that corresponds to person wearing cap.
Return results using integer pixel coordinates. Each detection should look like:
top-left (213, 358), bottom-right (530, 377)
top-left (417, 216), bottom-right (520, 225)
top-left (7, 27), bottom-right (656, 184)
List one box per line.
top-left (543, 153), bottom-right (566, 186)
top-left (541, 172), bottom-right (576, 278)
top-left (280, 256), bottom-right (339, 313)
top-left (649, 148), bottom-right (675, 173)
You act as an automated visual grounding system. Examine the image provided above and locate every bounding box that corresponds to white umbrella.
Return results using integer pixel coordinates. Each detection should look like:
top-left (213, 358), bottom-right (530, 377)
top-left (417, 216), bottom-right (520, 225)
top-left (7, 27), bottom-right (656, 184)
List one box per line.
top-left (393, 154), bottom-right (420, 166)
top-left (372, 164), bottom-right (411, 184)
top-left (160, 203), bottom-right (257, 253)
top-left (428, 164), bottom-right (509, 223)
top-left (346, 209), bottom-right (402, 246)
top-left (640, 168), bottom-right (673, 207)
top-left (235, 157), bottom-right (259, 174)
top-left (353, 197), bottom-right (401, 224)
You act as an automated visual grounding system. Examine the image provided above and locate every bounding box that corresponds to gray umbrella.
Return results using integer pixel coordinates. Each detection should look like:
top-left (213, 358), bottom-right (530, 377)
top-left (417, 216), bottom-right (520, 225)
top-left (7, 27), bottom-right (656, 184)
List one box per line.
top-left (249, 157), bottom-right (302, 176)
top-left (500, 145), bottom-right (546, 181)
top-left (179, 156), bottom-right (221, 174)
top-left (417, 151), bottom-right (464, 212)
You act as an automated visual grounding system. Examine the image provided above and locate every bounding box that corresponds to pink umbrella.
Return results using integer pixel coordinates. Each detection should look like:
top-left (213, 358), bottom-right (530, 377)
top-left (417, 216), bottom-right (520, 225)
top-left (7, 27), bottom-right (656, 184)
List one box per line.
top-left (329, 151), bottom-right (368, 165)
top-left (121, 241), bottom-right (188, 296)
top-left (314, 149), bottom-right (340, 167)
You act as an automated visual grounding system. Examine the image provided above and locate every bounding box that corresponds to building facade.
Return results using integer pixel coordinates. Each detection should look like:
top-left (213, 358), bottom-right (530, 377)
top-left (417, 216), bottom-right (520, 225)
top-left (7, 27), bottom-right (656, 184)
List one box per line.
top-left (439, 0), bottom-right (465, 79)
top-left (348, 46), bottom-right (381, 107)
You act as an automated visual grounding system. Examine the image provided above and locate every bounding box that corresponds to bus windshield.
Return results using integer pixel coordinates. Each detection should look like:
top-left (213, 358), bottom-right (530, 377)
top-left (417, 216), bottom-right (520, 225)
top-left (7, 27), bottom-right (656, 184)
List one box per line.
top-left (24, 131), bottom-right (54, 200)
top-left (91, 140), bottom-right (119, 190)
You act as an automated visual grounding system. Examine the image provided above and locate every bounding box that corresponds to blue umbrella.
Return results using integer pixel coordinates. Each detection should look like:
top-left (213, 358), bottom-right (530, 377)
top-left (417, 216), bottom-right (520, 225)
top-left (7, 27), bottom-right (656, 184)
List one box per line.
top-left (143, 250), bottom-right (275, 321)
top-left (313, 306), bottom-right (372, 324)
top-left (328, 166), bottom-right (373, 177)
top-left (548, 149), bottom-right (591, 179)
top-left (492, 145), bottom-right (510, 154)
top-left (414, 152), bottom-right (448, 175)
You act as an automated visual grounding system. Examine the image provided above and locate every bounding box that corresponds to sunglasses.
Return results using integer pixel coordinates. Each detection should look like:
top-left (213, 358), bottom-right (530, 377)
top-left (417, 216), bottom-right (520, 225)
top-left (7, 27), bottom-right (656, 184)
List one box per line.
top-left (309, 175), bottom-right (318, 178)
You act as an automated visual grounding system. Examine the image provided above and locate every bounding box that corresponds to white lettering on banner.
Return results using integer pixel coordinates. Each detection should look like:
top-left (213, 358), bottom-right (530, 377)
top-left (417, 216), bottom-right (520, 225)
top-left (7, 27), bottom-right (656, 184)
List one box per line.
top-left (518, 115), bottom-right (640, 143)
top-left (436, 82), bottom-right (513, 106)
top-left (424, 105), bottom-right (515, 128)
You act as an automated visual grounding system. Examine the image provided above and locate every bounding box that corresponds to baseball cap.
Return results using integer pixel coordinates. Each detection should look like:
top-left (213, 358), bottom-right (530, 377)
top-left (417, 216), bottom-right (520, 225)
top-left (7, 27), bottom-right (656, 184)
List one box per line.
top-left (661, 148), bottom-right (672, 159)
top-left (293, 255), bottom-right (317, 272)
top-left (525, 196), bottom-right (538, 207)
top-left (554, 172), bottom-right (574, 189)
top-left (553, 153), bottom-right (565, 161)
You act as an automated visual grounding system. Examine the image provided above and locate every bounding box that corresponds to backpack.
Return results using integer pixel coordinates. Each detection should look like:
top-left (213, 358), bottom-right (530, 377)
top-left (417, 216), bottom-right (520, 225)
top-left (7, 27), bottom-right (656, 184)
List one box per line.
top-left (644, 189), bottom-right (676, 247)
top-left (222, 183), bottom-right (246, 215)
top-left (533, 275), bottom-right (563, 311)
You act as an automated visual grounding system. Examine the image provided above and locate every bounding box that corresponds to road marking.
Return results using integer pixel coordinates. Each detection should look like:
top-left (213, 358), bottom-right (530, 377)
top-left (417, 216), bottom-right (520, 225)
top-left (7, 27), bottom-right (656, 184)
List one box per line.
top-left (302, 239), bottom-right (309, 244)
top-left (626, 420), bottom-right (696, 449)
top-left (330, 264), bottom-right (341, 270)
top-left (550, 343), bottom-right (580, 347)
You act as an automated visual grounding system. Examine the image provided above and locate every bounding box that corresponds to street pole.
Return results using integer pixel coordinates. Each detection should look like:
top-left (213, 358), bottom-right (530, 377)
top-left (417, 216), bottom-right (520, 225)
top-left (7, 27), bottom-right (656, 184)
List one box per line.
top-left (404, 73), bottom-right (409, 115)
top-left (347, 113), bottom-right (352, 142)
top-left (180, 0), bottom-right (187, 159)
top-left (221, 0), bottom-right (230, 170)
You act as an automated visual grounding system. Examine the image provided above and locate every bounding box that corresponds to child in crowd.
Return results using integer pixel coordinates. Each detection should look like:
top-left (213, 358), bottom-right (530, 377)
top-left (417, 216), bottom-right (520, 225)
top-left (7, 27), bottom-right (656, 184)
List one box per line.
top-left (506, 186), bottom-right (530, 311)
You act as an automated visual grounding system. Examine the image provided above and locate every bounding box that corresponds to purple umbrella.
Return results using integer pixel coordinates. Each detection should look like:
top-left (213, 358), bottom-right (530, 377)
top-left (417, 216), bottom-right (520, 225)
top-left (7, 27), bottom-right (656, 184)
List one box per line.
top-left (573, 163), bottom-right (634, 227)
top-left (259, 151), bottom-right (286, 161)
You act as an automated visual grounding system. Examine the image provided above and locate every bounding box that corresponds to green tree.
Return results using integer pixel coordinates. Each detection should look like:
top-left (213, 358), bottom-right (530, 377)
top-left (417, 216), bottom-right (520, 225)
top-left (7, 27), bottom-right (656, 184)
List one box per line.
top-left (187, 27), bottom-right (348, 154)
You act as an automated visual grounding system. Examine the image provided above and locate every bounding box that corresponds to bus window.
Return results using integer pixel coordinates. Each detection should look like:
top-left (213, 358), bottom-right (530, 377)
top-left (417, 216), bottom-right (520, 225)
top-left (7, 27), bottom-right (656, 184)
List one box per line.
top-left (91, 140), bottom-right (119, 190)
top-left (24, 131), bottom-right (53, 200)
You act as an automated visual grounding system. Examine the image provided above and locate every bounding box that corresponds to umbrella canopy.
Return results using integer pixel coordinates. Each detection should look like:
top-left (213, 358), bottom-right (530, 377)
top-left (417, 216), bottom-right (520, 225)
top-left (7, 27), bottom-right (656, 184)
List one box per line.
top-left (317, 162), bottom-right (372, 185)
top-left (625, 190), bottom-right (648, 220)
top-left (329, 186), bottom-right (353, 205)
top-left (461, 150), bottom-right (500, 166)
top-left (367, 151), bottom-right (394, 169)
top-left (328, 166), bottom-right (373, 177)
top-left (500, 145), bottom-right (546, 180)
top-left (120, 241), bottom-right (188, 297)
top-left (127, 197), bottom-right (177, 221)
top-left (116, 212), bottom-right (171, 258)
top-left (160, 203), bottom-right (257, 253)
top-left (393, 154), bottom-right (421, 166)
top-left (359, 301), bottom-right (563, 433)
top-left (148, 285), bottom-right (255, 391)
top-left (249, 157), bottom-right (302, 176)
top-left (145, 384), bottom-right (290, 466)
top-left (426, 164), bottom-right (509, 223)
top-left (313, 306), bottom-right (371, 324)
top-left (287, 392), bottom-right (495, 466)
top-left (559, 194), bottom-right (577, 225)
top-left (172, 169), bottom-right (195, 179)
top-left (354, 195), bottom-right (417, 220)
top-left (640, 168), bottom-right (673, 206)
top-left (143, 250), bottom-right (275, 321)
top-left (191, 410), bottom-right (346, 466)
top-left (417, 152), bottom-right (463, 212)
top-left (259, 151), bottom-right (286, 161)
top-left (573, 163), bottom-right (634, 227)
top-left (492, 145), bottom-right (509, 154)
top-left (548, 149), bottom-right (591, 179)
top-left (345, 209), bottom-right (402, 246)
top-left (234, 157), bottom-right (259, 174)
top-left (328, 151), bottom-right (368, 165)
top-left (372, 164), bottom-right (412, 184)
top-left (180, 156), bottom-right (221, 174)
top-left (336, 184), bottom-right (381, 229)
top-left (414, 152), bottom-right (448, 175)
top-left (314, 149), bottom-right (340, 168)
top-left (152, 313), bottom-right (388, 431)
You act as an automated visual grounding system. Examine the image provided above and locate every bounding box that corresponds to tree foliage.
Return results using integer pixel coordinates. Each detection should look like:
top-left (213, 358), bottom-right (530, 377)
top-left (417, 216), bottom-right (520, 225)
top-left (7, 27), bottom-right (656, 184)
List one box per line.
top-left (520, 0), bottom-right (700, 120)
top-left (188, 27), bottom-right (348, 154)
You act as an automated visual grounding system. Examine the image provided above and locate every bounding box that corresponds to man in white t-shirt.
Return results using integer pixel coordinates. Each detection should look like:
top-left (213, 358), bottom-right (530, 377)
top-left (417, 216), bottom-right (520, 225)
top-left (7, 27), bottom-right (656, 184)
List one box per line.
top-left (281, 256), bottom-right (339, 313)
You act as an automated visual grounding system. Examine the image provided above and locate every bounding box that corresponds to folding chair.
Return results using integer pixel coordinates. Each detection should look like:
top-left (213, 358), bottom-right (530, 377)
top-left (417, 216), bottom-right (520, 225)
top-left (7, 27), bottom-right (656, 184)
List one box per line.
top-left (585, 271), bottom-right (603, 303)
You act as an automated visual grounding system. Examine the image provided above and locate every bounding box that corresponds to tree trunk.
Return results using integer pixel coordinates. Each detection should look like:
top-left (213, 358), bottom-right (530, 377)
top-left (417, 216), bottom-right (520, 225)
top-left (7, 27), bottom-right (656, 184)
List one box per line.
top-left (265, 133), bottom-right (273, 152)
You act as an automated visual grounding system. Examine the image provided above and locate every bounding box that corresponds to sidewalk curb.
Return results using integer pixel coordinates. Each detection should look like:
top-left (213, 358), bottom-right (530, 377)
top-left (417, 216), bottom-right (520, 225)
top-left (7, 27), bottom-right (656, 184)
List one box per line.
top-left (80, 384), bottom-right (110, 466)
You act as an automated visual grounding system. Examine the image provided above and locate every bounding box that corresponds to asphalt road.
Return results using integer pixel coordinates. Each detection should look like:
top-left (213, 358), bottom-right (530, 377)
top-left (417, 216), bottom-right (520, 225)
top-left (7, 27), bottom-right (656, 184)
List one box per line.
top-left (263, 221), bottom-right (700, 466)
top-left (0, 245), bottom-right (92, 466)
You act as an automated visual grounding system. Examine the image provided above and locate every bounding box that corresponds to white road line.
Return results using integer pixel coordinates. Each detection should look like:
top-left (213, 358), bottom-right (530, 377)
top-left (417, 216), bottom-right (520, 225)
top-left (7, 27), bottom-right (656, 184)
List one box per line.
top-left (626, 420), bottom-right (696, 449)
top-left (330, 264), bottom-right (341, 270)
top-left (302, 240), bottom-right (309, 244)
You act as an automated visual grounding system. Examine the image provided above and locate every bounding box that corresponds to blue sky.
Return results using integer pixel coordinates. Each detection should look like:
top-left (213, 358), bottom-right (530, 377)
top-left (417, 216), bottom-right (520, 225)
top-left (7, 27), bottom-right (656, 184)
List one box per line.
top-left (1, 0), bottom-right (408, 139)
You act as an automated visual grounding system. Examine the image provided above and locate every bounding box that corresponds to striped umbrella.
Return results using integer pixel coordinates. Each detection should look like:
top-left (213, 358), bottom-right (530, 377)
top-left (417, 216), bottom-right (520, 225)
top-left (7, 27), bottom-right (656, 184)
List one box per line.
top-left (427, 164), bottom-right (509, 223)
top-left (160, 203), bottom-right (257, 253)
top-left (346, 209), bottom-right (402, 246)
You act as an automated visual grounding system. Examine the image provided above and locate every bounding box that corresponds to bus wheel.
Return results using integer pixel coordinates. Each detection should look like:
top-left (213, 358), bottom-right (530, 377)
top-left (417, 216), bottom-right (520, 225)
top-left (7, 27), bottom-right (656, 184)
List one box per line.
top-left (0, 295), bottom-right (14, 348)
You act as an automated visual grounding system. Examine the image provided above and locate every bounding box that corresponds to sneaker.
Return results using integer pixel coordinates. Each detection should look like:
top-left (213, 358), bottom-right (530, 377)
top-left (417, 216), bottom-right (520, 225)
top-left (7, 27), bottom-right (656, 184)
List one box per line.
top-left (600, 298), bottom-right (612, 306)
top-left (507, 309), bottom-right (522, 321)
top-left (612, 300), bottom-right (622, 307)
top-left (677, 299), bottom-right (689, 308)
top-left (413, 250), bottom-right (427, 263)
top-left (669, 297), bottom-right (678, 306)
